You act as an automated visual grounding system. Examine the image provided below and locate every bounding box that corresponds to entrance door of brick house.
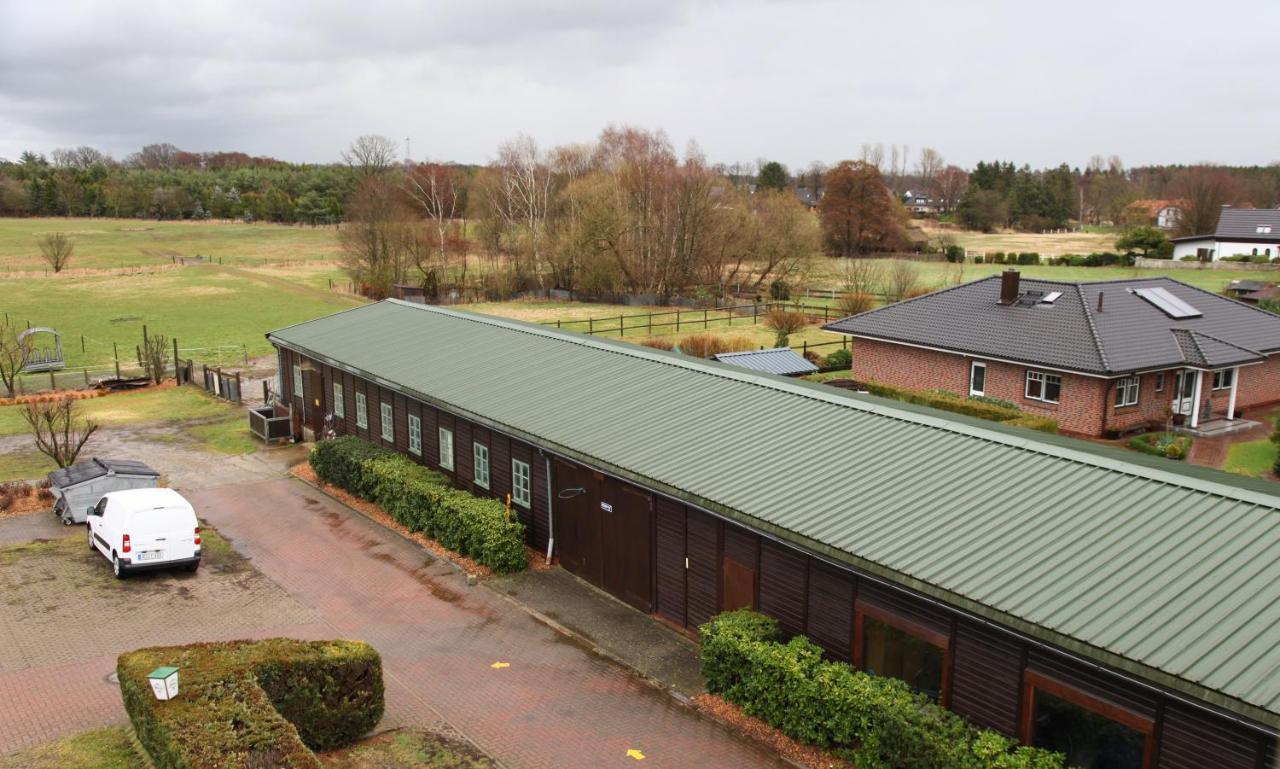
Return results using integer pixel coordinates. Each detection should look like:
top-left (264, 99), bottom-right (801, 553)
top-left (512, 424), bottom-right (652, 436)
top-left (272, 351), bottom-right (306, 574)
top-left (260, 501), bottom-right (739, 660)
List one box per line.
top-left (1172, 370), bottom-right (1196, 416)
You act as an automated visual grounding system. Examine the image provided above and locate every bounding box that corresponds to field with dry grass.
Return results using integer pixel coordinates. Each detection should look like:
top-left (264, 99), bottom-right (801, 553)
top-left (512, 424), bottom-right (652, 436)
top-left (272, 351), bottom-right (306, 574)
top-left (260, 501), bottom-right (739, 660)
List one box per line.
top-left (917, 221), bottom-right (1119, 256)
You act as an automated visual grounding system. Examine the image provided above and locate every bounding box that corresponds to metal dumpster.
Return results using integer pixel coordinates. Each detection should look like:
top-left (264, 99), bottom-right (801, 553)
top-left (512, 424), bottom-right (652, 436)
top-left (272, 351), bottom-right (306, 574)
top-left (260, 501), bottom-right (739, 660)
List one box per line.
top-left (48, 458), bottom-right (161, 525)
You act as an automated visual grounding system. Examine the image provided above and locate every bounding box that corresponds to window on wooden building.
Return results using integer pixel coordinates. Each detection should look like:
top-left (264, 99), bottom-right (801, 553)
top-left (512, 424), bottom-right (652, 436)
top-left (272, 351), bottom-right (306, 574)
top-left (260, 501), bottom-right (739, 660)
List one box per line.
top-left (854, 603), bottom-right (949, 703)
top-left (355, 392), bottom-right (367, 428)
top-left (380, 402), bottom-right (394, 442)
top-left (438, 427), bottom-right (454, 470)
top-left (1114, 375), bottom-right (1139, 408)
top-left (511, 459), bottom-right (531, 507)
top-left (1025, 370), bottom-right (1061, 404)
top-left (1021, 671), bottom-right (1152, 769)
top-left (292, 364), bottom-right (303, 400)
top-left (473, 443), bottom-right (490, 489)
top-left (407, 414), bottom-right (421, 456)
top-left (333, 382), bottom-right (344, 418)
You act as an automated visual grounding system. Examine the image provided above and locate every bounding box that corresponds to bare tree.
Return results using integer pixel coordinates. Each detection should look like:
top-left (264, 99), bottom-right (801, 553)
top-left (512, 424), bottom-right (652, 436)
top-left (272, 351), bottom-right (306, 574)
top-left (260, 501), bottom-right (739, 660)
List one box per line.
top-left (916, 148), bottom-right (944, 195)
top-left (343, 135), bottom-right (399, 178)
top-left (51, 146), bottom-right (110, 170)
top-left (884, 261), bottom-right (921, 303)
top-left (841, 258), bottom-right (885, 297)
top-left (340, 178), bottom-right (412, 298)
top-left (0, 320), bottom-right (32, 398)
top-left (480, 135), bottom-right (556, 286)
top-left (405, 162), bottom-right (467, 291)
top-left (142, 333), bottom-right (169, 384)
top-left (129, 143), bottom-right (180, 170)
top-left (23, 397), bottom-right (99, 468)
top-left (38, 232), bottom-right (74, 272)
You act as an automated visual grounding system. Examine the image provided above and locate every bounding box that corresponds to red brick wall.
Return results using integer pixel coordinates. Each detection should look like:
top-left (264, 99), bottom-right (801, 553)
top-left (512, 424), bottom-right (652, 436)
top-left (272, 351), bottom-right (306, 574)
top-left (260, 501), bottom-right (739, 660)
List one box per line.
top-left (1233, 354), bottom-right (1280, 411)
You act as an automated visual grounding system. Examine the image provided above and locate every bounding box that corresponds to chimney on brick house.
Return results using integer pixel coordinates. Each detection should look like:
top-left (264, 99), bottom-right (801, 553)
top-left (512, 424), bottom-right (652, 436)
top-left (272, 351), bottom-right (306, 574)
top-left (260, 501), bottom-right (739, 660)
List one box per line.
top-left (1097, 292), bottom-right (1105, 312)
top-left (999, 270), bottom-right (1021, 305)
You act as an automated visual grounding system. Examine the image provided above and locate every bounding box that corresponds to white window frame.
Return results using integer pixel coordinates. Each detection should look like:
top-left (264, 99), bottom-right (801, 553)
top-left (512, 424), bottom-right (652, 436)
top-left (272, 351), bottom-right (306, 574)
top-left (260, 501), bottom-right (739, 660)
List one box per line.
top-left (380, 402), bottom-right (394, 442)
top-left (512, 459), bottom-right (531, 508)
top-left (355, 391), bottom-right (368, 428)
top-left (292, 364), bottom-right (303, 400)
top-left (407, 414), bottom-right (421, 455)
top-left (1024, 370), bottom-right (1061, 404)
top-left (1212, 369), bottom-right (1235, 391)
top-left (473, 442), bottom-right (490, 489)
top-left (1154, 372), bottom-right (1165, 392)
top-left (333, 382), bottom-right (344, 418)
top-left (969, 361), bottom-right (987, 397)
top-left (1114, 375), bottom-right (1139, 408)
top-left (438, 427), bottom-right (454, 471)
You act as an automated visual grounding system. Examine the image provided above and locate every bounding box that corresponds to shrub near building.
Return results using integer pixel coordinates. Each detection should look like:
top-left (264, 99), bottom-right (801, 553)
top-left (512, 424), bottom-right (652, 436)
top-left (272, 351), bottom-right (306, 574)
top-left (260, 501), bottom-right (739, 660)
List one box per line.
top-left (309, 436), bottom-right (527, 573)
top-left (700, 611), bottom-right (1064, 769)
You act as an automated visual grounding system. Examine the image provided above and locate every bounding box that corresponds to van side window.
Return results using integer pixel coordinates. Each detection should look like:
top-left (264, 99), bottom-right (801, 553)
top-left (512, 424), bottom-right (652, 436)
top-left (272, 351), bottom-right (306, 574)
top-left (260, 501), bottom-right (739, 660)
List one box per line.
top-left (95, 498), bottom-right (108, 516)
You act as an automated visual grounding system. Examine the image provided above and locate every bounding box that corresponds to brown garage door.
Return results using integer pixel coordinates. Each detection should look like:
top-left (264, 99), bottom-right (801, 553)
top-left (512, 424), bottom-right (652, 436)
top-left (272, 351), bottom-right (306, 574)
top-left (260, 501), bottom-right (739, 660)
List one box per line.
top-left (552, 461), bottom-right (654, 613)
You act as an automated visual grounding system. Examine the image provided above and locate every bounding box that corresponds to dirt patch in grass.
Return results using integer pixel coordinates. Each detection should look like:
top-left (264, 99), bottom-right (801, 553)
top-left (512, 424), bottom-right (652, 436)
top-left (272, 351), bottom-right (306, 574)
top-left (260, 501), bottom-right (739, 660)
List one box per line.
top-left (692, 694), bottom-right (852, 769)
top-left (319, 729), bottom-right (496, 768)
top-left (0, 726), bottom-right (149, 769)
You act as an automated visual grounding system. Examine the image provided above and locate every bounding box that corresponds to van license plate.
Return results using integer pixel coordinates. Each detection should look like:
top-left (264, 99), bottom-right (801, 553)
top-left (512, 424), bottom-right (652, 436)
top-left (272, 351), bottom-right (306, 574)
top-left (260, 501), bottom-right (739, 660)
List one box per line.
top-left (135, 551), bottom-right (163, 562)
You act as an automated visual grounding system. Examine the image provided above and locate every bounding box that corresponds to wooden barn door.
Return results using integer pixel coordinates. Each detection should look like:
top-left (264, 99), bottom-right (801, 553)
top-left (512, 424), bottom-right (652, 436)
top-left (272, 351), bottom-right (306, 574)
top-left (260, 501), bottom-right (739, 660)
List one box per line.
top-left (721, 527), bottom-right (758, 612)
top-left (601, 479), bottom-right (653, 613)
top-left (552, 459), bottom-right (603, 587)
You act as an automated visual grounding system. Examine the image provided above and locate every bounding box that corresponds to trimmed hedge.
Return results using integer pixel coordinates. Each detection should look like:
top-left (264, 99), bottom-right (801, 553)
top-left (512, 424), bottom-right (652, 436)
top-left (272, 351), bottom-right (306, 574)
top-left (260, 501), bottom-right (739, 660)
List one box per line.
top-left (1127, 432), bottom-right (1192, 461)
top-left (118, 638), bottom-right (383, 769)
top-left (701, 611), bottom-right (1064, 769)
top-left (861, 381), bottom-right (1059, 434)
top-left (310, 436), bottom-right (527, 573)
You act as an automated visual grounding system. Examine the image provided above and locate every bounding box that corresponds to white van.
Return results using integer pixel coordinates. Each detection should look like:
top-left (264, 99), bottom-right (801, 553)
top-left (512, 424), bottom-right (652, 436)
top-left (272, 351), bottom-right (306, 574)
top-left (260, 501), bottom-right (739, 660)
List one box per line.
top-left (86, 488), bottom-right (201, 579)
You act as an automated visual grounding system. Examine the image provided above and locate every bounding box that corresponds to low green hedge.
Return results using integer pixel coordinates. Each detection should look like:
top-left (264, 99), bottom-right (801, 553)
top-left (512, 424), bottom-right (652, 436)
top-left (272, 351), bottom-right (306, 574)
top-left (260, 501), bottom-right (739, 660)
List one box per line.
top-left (1127, 432), bottom-right (1192, 460)
top-left (118, 639), bottom-right (383, 769)
top-left (310, 436), bottom-right (527, 573)
top-left (701, 611), bottom-right (1064, 769)
top-left (862, 381), bottom-right (1059, 434)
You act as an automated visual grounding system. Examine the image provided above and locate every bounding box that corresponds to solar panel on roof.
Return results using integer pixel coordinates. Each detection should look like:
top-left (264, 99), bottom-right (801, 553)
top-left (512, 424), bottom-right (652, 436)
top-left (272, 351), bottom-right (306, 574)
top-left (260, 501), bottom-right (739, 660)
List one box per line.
top-left (1133, 286), bottom-right (1201, 319)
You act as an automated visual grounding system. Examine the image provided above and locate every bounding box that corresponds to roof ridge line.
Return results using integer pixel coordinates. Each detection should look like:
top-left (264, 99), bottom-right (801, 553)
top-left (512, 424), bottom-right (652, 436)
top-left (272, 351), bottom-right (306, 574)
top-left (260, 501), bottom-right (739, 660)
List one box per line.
top-left (368, 300), bottom-right (1280, 509)
top-left (1076, 283), bottom-right (1110, 372)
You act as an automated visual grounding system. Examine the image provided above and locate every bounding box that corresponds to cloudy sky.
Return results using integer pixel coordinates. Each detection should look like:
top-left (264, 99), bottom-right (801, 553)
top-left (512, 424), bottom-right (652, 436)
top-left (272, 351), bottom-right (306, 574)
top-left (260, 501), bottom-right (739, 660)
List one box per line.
top-left (1, 0), bottom-right (1276, 170)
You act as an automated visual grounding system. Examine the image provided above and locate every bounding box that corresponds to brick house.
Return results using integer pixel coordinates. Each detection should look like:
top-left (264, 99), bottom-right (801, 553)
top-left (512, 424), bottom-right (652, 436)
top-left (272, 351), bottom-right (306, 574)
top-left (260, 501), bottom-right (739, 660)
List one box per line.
top-left (823, 271), bottom-right (1280, 437)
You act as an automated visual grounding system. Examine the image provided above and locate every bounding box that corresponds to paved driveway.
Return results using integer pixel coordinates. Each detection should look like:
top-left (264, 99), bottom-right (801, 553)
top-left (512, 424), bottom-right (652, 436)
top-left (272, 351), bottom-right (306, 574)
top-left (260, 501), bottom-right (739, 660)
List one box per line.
top-left (0, 478), bottom-right (785, 768)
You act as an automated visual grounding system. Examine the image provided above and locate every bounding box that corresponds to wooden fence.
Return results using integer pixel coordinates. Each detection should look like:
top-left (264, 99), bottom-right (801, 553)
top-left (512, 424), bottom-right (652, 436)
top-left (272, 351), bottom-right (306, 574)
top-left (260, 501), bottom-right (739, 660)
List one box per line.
top-left (537, 302), bottom-right (844, 337)
top-left (179, 359), bottom-right (243, 403)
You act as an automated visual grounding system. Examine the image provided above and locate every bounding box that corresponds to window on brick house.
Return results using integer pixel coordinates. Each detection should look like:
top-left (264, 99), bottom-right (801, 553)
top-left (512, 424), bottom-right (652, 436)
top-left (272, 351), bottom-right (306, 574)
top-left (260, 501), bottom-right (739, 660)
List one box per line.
top-left (969, 361), bottom-right (987, 397)
top-left (1213, 368), bottom-right (1235, 390)
top-left (1025, 370), bottom-right (1061, 404)
top-left (1114, 376), bottom-right (1139, 408)
top-left (1153, 373), bottom-right (1165, 392)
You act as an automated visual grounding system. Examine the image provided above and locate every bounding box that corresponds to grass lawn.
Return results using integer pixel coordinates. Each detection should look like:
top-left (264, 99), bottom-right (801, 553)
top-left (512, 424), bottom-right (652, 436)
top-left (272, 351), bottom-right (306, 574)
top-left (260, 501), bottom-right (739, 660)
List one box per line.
top-left (0, 217), bottom-right (343, 271)
top-left (0, 385), bottom-right (243, 437)
top-left (2, 262), bottom-right (362, 369)
top-left (186, 413), bottom-right (258, 455)
top-left (1224, 439), bottom-right (1276, 477)
top-left (0, 727), bottom-right (147, 769)
top-left (0, 727), bottom-right (492, 769)
top-left (916, 221), bottom-right (1118, 256)
top-left (0, 449), bottom-right (56, 482)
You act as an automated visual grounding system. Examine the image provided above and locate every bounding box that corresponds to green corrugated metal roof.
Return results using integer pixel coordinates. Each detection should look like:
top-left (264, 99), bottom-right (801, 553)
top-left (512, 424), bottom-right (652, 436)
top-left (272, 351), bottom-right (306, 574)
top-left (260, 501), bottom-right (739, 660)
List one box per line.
top-left (269, 299), bottom-right (1280, 729)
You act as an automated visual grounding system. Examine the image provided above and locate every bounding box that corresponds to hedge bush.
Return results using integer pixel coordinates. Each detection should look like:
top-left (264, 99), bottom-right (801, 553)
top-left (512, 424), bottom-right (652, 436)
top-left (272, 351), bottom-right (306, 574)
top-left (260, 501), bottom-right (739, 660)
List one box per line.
top-left (118, 639), bottom-right (383, 769)
top-left (824, 348), bottom-right (852, 369)
top-left (310, 436), bottom-right (527, 573)
top-left (1127, 432), bottom-right (1192, 461)
top-left (701, 611), bottom-right (1064, 769)
top-left (861, 381), bottom-right (1059, 434)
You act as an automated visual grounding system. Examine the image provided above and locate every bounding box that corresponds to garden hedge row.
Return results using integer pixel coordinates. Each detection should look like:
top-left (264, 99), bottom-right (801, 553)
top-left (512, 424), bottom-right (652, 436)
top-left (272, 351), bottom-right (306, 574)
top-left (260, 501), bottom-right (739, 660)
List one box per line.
top-left (310, 436), bottom-right (527, 573)
top-left (861, 381), bottom-right (1058, 434)
top-left (118, 638), bottom-right (383, 769)
top-left (701, 611), bottom-right (1064, 769)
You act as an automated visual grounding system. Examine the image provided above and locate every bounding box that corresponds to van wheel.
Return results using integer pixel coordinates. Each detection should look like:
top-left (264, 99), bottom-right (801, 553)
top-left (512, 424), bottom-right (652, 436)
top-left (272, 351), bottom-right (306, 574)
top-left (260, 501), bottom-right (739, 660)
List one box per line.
top-left (112, 553), bottom-right (127, 580)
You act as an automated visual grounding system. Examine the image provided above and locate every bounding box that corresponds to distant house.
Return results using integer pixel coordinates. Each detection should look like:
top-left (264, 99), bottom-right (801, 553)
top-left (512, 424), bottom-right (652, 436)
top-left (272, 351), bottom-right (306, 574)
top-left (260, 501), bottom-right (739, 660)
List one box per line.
top-left (1122, 199), bottom-right (1184, 230)
top-left (1171, 207), bottom-right (1280, 261)
top-left (711, 347), bottom-right (818, 377)
top-left (902, 190), bottom-right (937, 215)
top-left (794, 186), bottom-right (821, 210)
top-left (823, 271), bottom-right (1280, 436)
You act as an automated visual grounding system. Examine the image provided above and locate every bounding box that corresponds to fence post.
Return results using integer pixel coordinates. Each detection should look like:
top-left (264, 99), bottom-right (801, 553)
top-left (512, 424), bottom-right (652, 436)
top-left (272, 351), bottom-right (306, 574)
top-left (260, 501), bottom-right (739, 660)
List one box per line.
top-left (235, 371), bottom-right (242, 403)
top-left (647, 312), bottom-right (652, 335)
top-left (49, 369), bottom-right (56, 391)
top-left (703, 309), bottom-right (708, 329)
top-left (676, 310), bottom-right (681, 332)
top-left (803, 340), bottom-right (808, 357)
top-left (589, 317), bottom-right (593, 335)
top-left (81, 335), bottom-right (85, 354)
top-left (173, 337), bottom-right (180, 385)
top-left (263, 380), bottom-right (270, 404)
top-left (114, 342), bottom-right (120, 379)
top-left (619, 314), bottom-right (624, 337)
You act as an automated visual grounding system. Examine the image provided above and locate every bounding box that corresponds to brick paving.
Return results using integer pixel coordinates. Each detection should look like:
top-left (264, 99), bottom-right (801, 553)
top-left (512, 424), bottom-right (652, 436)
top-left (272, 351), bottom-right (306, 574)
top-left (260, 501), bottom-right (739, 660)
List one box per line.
top-left (0, 479), bottom-right (786, 767)
top-left (193, 479), bottom-right (788, 769)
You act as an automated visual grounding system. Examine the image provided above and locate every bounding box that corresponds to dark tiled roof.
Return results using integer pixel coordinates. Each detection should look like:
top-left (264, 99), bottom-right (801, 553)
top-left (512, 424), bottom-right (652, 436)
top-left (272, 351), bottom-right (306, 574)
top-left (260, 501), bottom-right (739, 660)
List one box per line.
top-left (823, 275), bottom-right (1280, 375)
top-left (1215, 208), bottom-right (1280, 241)
top-left (711, 347), bottom-right (819, 376)
top-left (48, 457), bottom-right (159, 488)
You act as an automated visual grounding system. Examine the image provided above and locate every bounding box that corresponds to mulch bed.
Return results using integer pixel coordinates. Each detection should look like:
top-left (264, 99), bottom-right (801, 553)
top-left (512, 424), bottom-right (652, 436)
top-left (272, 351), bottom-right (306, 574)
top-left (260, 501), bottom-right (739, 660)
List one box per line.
top-left (291, 463), bottom-right (545, 577)
top-left (691, 694), bottom-right (852, 769)
top-left (0, 485), bottom-right (54, 519)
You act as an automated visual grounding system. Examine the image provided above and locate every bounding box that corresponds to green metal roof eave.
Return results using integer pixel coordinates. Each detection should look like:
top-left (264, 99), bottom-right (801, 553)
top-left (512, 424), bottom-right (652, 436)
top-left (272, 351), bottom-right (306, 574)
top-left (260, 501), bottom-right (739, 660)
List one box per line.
top-left (268, 331), bottom-right (1280, 732)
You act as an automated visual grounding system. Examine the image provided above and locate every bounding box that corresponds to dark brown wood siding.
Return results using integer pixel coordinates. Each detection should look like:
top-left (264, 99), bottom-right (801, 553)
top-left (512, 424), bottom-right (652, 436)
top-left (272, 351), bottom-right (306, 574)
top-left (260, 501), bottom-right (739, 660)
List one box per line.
top-left (805, 562), bottom-right (854, 662)
top-left (1157, 703), bottom-right (1260, 769)
top-left (490, 432), bottom-right (511, 503)
top-left (757, 539), bottom-right (807, 638)
top-left (392, 393), bottom-right (409, 454)
top-left (654, 497), bottom-right (687, 627)
top-left (1025, 650), bottom-right (1157, 723)
top-left (685, 509), bottom-right (720, 630)
top-left (949, 620), bottom-right (1023, 736)
top-left (527, 446), bottom-right (549, 549)
top-left (456, 418), bottom-right (473, 484)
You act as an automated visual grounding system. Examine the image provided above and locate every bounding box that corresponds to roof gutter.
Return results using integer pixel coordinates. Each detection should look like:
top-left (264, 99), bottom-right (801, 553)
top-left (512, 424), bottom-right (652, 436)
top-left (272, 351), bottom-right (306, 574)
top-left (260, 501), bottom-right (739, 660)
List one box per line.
top-left (268, 333), bottom-right (1280, 731)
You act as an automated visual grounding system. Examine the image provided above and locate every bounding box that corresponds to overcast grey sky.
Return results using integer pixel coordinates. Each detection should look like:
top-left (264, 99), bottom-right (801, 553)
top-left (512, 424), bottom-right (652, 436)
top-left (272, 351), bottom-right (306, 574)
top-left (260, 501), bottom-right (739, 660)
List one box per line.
top-left (1, 0), bottom-right (1276, 170)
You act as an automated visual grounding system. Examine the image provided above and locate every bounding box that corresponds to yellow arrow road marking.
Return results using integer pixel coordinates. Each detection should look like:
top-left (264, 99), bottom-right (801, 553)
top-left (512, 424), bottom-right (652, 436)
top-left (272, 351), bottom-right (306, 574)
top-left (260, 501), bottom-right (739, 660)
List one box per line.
top-left (626, 748), bottom-right (645, 760)
top-left (490, 662), bottom-right (510, 669)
